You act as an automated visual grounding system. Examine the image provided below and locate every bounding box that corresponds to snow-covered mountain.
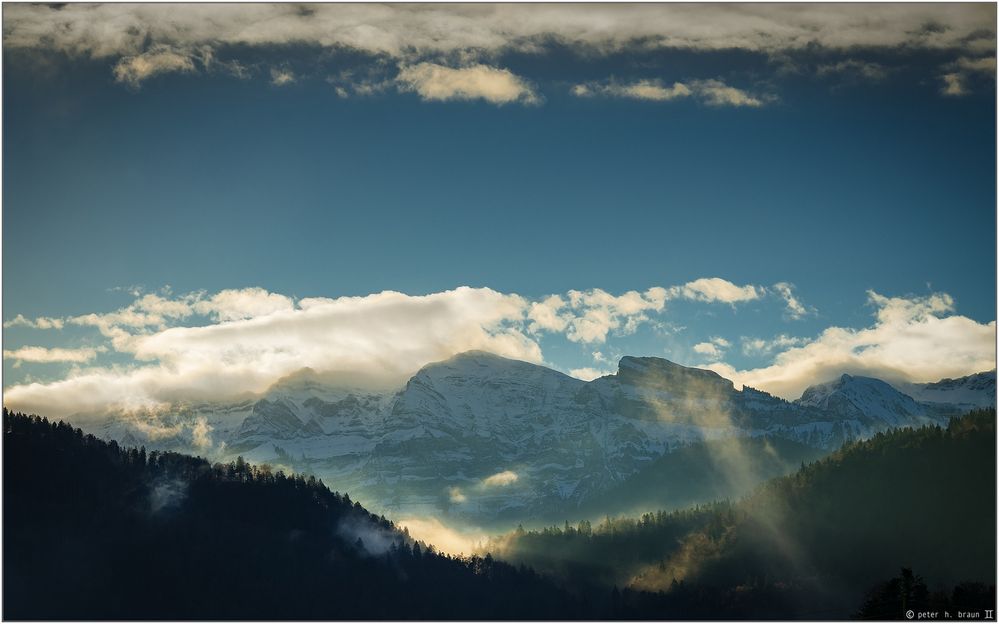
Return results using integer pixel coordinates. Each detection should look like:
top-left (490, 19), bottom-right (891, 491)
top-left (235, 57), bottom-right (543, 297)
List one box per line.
top-left (894, 370), bottom-right (997, 412)
top-left (77, 352), bottom-right (994, 528)
top-left (796, 374), bottom-right (931, 428)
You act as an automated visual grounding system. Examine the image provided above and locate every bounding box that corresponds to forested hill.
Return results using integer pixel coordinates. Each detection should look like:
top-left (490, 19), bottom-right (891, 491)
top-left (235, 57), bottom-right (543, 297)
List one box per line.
top-left (492, 409), bottom-right (997, 619)
top-left (2, 410), bottom-right (583, 620)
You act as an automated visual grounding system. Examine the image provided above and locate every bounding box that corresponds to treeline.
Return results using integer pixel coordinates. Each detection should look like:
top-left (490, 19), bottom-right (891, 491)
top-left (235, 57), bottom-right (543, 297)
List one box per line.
top-left (2, 410), bottom-right (585, 620)
top-left (493, 409), bottom-right (998, 619)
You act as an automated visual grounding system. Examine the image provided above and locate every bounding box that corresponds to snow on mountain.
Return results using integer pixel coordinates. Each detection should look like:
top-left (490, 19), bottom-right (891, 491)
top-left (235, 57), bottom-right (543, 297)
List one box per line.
top-left (894, 370), bottom-right (996, 411)
top-left (70, 352), bottom-right (990, 528)
top-left (796, 374), bottom-right (931, 428)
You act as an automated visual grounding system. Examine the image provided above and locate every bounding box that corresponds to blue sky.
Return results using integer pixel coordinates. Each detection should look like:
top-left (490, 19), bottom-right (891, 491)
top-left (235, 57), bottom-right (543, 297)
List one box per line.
top-left (2, 4), bottom-right (996, 416)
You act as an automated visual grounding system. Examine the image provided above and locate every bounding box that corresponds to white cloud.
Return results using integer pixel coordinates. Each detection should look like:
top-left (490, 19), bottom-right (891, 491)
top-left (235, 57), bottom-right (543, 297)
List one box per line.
top-left (3, 287), bottom-right (539, 418)
top-left (574, 79), bottom-right (692, 101)
top-left (941, 72), bottom-right (969, 96)
top-left (741, 334), bottom-right (808, 357)
top-left (693, 342), bottom-right (721, 358)
top-left (562, 287), bottom-right (669, 343)
top-left (6, 4), bottom-right (992, 61)
top-left (707, 291), bottom-right (996, 399)
top-left (940, 56), bottom-right (996, 96)
top-left (816, 59), bottom-right (888, 81)
top-left (954, 56), bottom-right (998, 73)
top-left (3, 345), bottom-right (105, 365)
top-left (481, 470), bottom-right (519, 487)
top-left (396, 63), bottom-right (539, 105)
top-left (397, 516), bottom-right (484, 556)
top-left (3, 314), bottom-right (64, 330)
top-left (773, 282), bottom-right (813, 320)
top-left (673, 278), bottom-right (762, 304)
top-left (6, 5), bottom-right (994, 91)
top-left (573, 78), bottom-right (769, 107)
top-left (448, 487), bottom-right (467, 503)
top-left (192, 287), bottom-right (295, 322)
top-left (269, 67), bottom-right (295, 86)
top-left (191, 416), bottom-right (213, 449)
top-left (693, 336), bottom-right (731, 361)
top-left (690, 79), bottom-right (767, 107)
top-left (6, 283), bottom-right (992, 420)
top-left (569, 366), bottom-right (614, 381)
top-left (113, 46), bottom-right (196, 88)
top-left (527, 295), bottom-right (572, 333)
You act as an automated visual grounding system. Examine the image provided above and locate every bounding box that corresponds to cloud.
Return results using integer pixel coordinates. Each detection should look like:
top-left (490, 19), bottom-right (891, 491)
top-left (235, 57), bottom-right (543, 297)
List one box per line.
top-left (573, 78), bottom-right (769, 107)
top-left (772, 282), bottom-right (813, 320)
top-left (481, 470), bottom-right (519, 487)
top-left (673, 278), bottom-right (762, 304)
top-left (6, 4), bottom-right (993, 62)
top-left (568, 366), bottom-right (614, 381)
top-left (941, 72), bottom-right (968, 96)
top-left (397, 516), bottom-right (484, 556)
top-left (326, 69), bottom-right (392, 98)
top-left (573, 79), bottom-right (692, 101)
top-left (706, 291), bottom-right (996, 399)
top-left (269, 67), bottom-right (295, 86)
top-left (3, 287), bottom-right (540, 418)
top-left (5, 5), bottom-right (994, 93)
top-left (816, 59), bottom-right (889, 82)
top-left (191, 416), bottom-right (213, 450)
top-left (3, 345), bottom-right (105, 365)
top-left (690, 79), bottom-right (767, 107)
top-left (113, 47), bottom-right (196, 88)
top-left (395, 63), bottom-right (539, 105)
top-left (527, 288), bottom-right (670, 344)
top-left (693, 336), bottom-right (731, 361)
top-left (448, 487), bottom-right (467, 504)
top-left (5, 283), bottom-right (992, 419)
top-left (527, 295), bottom-right (572, 333)
top-left (192, 287), bottom-right (295, 322)
top-left (741, 334), bottom-right (808, 357)
top-left (4, 314), bottom-right (65, 330)
top-left (940, 55), bottom-right (996, 96)
top-left (563, 287), bottom-right (669, 343)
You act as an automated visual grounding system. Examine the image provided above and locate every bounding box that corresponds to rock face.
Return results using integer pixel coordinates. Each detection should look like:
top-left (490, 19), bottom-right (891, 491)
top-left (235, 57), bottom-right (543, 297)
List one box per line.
top-left (82, 352), bottom-right (995, 527)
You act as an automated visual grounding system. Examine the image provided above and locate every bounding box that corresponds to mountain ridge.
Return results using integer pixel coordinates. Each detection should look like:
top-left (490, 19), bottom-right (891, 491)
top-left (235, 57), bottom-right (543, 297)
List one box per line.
top-left (57, 351), bottom-right (995, 527)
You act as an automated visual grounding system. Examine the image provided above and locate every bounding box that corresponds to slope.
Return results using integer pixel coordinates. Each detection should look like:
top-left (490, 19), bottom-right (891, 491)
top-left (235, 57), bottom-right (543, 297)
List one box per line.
top-left (2, 409), bottom-right (583, 620)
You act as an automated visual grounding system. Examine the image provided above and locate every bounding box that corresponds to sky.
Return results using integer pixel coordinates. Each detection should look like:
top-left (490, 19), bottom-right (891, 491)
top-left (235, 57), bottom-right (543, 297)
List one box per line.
top-left (2, 3), bottom-right (996, 418)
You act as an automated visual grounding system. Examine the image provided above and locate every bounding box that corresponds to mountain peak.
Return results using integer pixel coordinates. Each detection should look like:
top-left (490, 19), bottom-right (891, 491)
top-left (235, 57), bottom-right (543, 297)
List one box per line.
top-left (615, 356), bottom-right (734, 394)
top-left (797, 373), bottom-right (927, 425)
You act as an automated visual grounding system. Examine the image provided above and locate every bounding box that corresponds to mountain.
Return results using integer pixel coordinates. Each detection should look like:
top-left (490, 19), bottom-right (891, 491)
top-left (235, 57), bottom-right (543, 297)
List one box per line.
top-left (490, 409), bottom-right (997, 619)
top-left (796, 373), bottom-right (931, 427)
top-left (74, 352), bottom-right (993, 528)
top-left (2, 410), bottom-right (584, 620)
top-left (895, 370), bottom-right (997, 412)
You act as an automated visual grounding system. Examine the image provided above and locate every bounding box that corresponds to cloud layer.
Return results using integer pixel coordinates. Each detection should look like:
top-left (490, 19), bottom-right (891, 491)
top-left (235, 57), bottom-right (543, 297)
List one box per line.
top-left (4, 4), bottom-right (995, 98)
top-left (708, 291), bottom-right (996, 398)
top-left (6, 4), bottom-right (993, 60)
top-left (3, 282), bottom-right (994, 416)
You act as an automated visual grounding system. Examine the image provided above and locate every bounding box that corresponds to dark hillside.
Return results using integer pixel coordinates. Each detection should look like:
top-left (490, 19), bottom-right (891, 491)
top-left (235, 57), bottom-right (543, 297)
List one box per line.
top-left (2, 410), bottom-right (583, 620)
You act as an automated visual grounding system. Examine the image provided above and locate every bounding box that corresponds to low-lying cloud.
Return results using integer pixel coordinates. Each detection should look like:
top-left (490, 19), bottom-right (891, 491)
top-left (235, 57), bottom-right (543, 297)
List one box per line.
top-left (3, 345), bottom-right (106, 365)
top-left (708, 291), bottom-right (996, 399)
top-left (3, 282), bottom-right (993, 415)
